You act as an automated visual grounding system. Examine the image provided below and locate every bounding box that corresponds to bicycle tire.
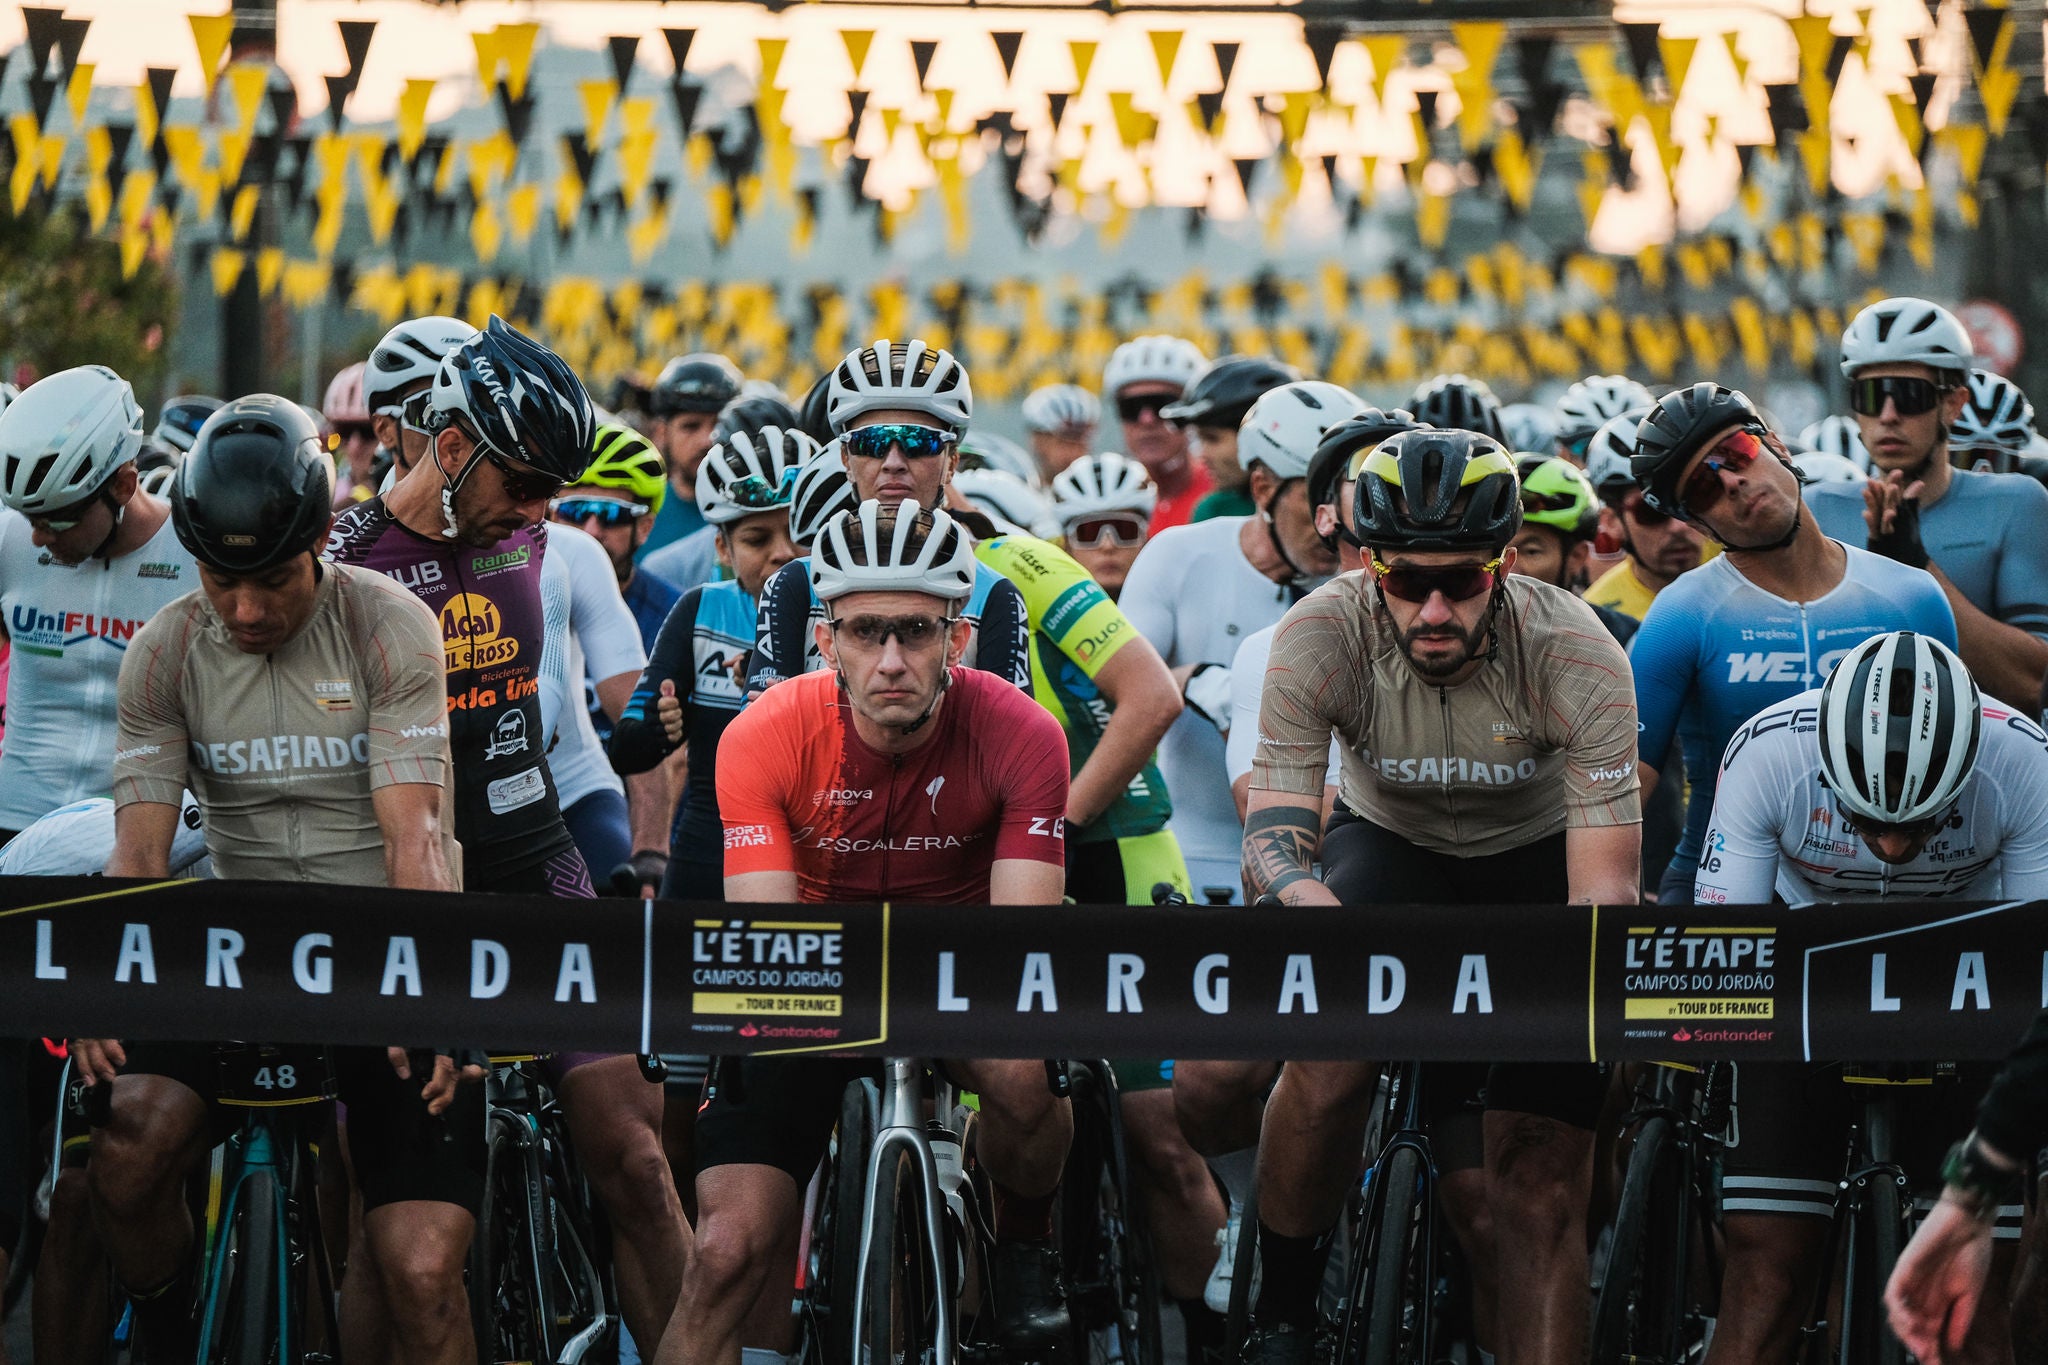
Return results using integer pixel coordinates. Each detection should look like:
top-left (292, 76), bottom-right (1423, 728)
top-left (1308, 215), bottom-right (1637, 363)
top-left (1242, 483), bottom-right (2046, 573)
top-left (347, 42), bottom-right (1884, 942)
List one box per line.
top-left (1839, 1173), bottom-right (1909, 1365)
top-left (1223, 1182), bottom-right (1261, 1360)
top-left (219, 1170), bottom-right (281, 1365)
top-left (817, 1079), bottom-right (879, 1365)
top-left (1061, 1065), bottom-right (1165, 1365)
top-left (864, 1146), bottom-right (940, 1365)
top-left (1357, 1143), bottom-right (1429, 1365)
top-left (1590, 1114), bottom-right (1686, 1365)
top-left (471, 1113), bottom-right (546, 1363)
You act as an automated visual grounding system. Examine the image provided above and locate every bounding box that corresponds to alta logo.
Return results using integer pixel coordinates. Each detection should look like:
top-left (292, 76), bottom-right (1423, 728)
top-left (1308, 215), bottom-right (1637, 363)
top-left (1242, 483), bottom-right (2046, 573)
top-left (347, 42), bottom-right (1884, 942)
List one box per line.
top-left (441, 592), bottom-right (520, 671)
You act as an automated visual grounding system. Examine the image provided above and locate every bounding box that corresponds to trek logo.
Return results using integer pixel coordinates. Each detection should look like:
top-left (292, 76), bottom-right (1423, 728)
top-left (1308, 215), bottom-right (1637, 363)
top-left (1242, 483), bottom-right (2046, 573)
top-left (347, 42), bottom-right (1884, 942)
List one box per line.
top-left (8, 606), bottom-right (147, 657)
top-left (1027, 816), bottom-right (1067, 838)
top-left (441, 592), bottom-right (520, 671)
top-left (484, 710), bottom-right (529, 761)
top-left (1724, 648), bottom-right (1850, 685)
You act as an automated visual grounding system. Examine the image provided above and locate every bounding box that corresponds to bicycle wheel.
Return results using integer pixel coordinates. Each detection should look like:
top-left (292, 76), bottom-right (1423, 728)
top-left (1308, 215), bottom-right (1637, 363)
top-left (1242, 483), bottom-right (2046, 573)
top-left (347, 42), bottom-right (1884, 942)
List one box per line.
top-left (864, 1146), bottom-right (941, 1365)
top-left (1590, 1114), bottom-right (1686, 1365)
top-left (813, 1080), bottom-right (879, 1365)
top-left (1839, 1172), bottom-right (1908, 1365)
top-left (1352, 1143), bottom-right (1429, 1365)
top-left (1223, 1182), bottom-right (1261, 1360)
top-left (204, 1170), bottom-right (281, 1365)
top-left (1060, 1066), bottom-right (1164, 1365)
top-left (471, 1114), bottom-right (547, 1363)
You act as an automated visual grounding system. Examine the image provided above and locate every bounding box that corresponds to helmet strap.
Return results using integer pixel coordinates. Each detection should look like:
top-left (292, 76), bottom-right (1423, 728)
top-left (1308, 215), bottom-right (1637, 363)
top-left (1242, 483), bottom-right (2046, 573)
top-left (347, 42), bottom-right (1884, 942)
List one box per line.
top-left (88, 484), bottom-right (125, 564)
top-left (1260, 478), bottom-right (1323, 592)
top-left (898, 665), bottom-right (951, 737)
top-left (1694, 495), bottom-right (1803, 554)
top-left (438, 437), bottom-right (489, 540)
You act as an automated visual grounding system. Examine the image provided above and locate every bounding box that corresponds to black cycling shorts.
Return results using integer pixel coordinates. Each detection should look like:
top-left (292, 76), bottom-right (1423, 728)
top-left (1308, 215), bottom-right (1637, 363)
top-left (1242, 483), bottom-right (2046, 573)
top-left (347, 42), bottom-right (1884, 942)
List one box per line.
top-left (693, 1054), bottom-right (875, 1186)
top-left (1322, 807), bottom-right (1609, 1149)
top-left (110, 1041), bottom-right (486, 1215)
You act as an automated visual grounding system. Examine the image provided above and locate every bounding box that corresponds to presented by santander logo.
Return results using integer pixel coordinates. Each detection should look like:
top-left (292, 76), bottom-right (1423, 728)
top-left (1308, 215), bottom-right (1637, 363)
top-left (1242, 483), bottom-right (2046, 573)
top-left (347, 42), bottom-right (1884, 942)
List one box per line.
top-left (739, 1023), bottom-right (759, 1038)
top-left (1672, 1027), bottom-right (1695, 1042)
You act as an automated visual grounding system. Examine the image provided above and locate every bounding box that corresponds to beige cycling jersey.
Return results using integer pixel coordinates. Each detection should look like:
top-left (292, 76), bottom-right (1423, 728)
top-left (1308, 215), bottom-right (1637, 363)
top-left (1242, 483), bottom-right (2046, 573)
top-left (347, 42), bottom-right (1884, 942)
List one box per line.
top-left (112, 562), bottom-right (459, 883)
top-left (1253, 572), bottom-right (1641, 858)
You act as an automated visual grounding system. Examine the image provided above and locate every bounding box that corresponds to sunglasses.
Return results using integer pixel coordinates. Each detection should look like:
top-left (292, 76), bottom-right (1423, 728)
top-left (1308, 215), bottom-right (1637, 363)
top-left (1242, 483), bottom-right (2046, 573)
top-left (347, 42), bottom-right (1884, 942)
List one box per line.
top-left (401, 390), bottom-right (437, 433)
top-left (1846, 807), bottom-right (1951, 843)
top-left (1064, 513), bottom-right (1148, 549)
top-left (1680, 427), bottom-right (1769, 515)
top-left (1848, 375), bottom-right (1947, 418)
top-left (29, 499), bottom-right (100, 535)
top-left (728, 468), bottom-right (800, 511)
top-left (1620, 494), bottom-right (1673, 528)
top-left (480, 444), bottom-right (567, 503)
top-left (827, 613), bottom-right (957, 649)
top-left (1370, 556), bottom-right (1504, 604)
top-left (1116, 394), bottom-right (1171, 424)
top-left (1519, 489), bottom-right (1582, 515)
top-left (551, 496), bottom-right (649, 527)
top-left (842, 424), bottom-right (958, 462)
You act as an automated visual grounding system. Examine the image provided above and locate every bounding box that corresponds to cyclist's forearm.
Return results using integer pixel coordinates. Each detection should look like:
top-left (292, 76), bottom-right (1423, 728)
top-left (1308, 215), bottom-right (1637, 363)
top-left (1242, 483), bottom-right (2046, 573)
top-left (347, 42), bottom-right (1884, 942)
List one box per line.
top-left (1241, 800), bottom-right (1337, 905)
top-left (373, 783), bottom-right (455, 892)
top-left (1070, 693), bottom-right (1179, 826)
top-left (626, 768), bottom-right (673, 853)
top-left (105, 801), bottom-right (178, 878)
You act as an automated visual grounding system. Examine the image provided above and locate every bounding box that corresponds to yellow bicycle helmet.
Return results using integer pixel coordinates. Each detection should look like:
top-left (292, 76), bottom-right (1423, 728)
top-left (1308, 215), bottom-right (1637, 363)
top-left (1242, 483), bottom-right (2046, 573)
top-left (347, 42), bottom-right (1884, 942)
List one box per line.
top-left (577, 422), bottom-right (667, 515)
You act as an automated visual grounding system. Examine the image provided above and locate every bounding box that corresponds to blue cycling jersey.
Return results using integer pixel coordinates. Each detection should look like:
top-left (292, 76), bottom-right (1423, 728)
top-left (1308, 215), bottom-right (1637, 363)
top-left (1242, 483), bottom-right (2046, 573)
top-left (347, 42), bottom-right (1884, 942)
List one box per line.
top-left (1630, 544), bottom-right (1957, 888)
top-left (589, 569), bottom-right (682, 747)
top-left (1806, 466), bottom-right (2048, 640)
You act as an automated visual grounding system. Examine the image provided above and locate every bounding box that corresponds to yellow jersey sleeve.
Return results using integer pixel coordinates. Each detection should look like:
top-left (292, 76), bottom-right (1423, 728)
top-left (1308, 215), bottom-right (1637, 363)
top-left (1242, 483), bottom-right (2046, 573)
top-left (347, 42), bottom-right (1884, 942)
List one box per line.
top-left (977, 535), bottom-right (1135, 679)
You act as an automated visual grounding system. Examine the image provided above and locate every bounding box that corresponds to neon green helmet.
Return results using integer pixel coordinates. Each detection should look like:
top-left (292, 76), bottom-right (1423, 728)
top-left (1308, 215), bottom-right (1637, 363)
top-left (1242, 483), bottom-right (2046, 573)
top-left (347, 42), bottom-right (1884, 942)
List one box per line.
top-left (1514, 454), bottom-right (1599, 541)
top-left (578, 422), bottom-right (667, 514)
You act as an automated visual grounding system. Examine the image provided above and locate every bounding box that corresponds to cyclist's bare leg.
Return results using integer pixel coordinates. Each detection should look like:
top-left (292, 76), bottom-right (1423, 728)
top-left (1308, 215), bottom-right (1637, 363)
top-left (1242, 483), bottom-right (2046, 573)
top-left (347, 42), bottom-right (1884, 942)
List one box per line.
top-left (2009, 1192), bottom-right (2048, 1365)
top-left (1254, 1061), bottom-right (1379, 1236)
top-left (1483, 1111), bottom-right (1593, 1365)
top-left (32, 1165), bottom-right (112, 1363)
top-left (1123, 1089), bottom-right (1228, 1299)
top-left (1172, 1060), bottom-right (1276, 1157)
top-left (1437, 1166), bottom-right (1497, 1350)
top-left (655, 1164), bottom-right (800, 1365)
top-left (739, 1220), bottom-right (802, 1354)
top-left (662, 1090), bottom-right (700, 1224)
top-left (358, 1201), bottom-right (478, 1365)
top-left (949, 1058), bottom-right (1074, 1202)
top-left (1702, 1214), bottom-right (1829, 1364)
top-left (560, 1055), bottom-right (691, 1352)
top-left (86, 1075), bottom-right (210, 1294)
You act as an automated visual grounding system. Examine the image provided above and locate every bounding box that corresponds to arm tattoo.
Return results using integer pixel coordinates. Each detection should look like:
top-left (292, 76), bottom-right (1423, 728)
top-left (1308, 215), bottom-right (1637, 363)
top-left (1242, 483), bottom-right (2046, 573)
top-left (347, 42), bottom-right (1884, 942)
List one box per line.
top-left (1242, 804), bottom-right (1323, 902)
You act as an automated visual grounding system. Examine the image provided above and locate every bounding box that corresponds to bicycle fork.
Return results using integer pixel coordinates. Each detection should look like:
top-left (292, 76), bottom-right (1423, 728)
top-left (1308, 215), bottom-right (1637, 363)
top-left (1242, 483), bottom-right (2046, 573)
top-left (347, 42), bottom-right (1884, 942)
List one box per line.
top-left (196, 1123), bottom-right (293, 1360)
top-left (852, 1059), bottom-right (956, 1365)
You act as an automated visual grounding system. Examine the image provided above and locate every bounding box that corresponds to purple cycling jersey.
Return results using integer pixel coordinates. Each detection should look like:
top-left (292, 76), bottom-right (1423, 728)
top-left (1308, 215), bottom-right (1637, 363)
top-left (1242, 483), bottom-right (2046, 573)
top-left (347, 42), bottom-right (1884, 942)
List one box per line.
top-left (324, 498), bottom-right (573, 873)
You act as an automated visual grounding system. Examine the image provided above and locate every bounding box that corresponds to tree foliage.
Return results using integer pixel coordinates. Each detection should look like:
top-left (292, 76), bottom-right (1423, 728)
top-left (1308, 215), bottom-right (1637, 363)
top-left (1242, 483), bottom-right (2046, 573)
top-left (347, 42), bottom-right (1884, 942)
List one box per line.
top-left (0, 206), bottom-right (177, 399)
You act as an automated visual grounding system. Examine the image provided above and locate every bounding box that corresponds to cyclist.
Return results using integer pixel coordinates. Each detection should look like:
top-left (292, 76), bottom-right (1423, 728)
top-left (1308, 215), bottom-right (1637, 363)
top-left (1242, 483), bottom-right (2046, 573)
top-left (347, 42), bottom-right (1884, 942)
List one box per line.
top-left (748, 339), bottom-right (1030, 693)
top-left (1812, 296), bottom-right (2048, 709)
top-left (1238, 425), bottom-right (1640, 1365)
top-left (1553, 373), bottom-right (1655, 464)
top-left (324, 360), bottom-right (379, 503)
top-left (556, 423), bottom-right (680, 658)
top-left (363, 314), bottom-right (476, 487)
top-left (1021, 381), bottom-right (1101, 477)
top-left (87, 395), bottom-right (476, 1364)
top-left (1409, 372), bottom-right (1508, 442)
top-left (325, 316), bottom-right (688, 1354)
top-left (1118, 379), bottom-right (1362, 904)
top-left (1699, 632), bottom-right (2048, 1365)
top-left (1500, 401), bottom-right (1558, 455)
top-left (1627, 382), bottom-right (1957, 903)
top-left (958, 429), bottom-right (1048, 487)
top-left (1050, 451), bottom-right (1156, 600)
top-left (1105, 334), bottom-right (1210, 531)
top-left (641, 351), bottom-right (745, 561)
top-left (1797, 412), bottom-right (1871, 471)
top-left (1162, 354), bottom-right (1301, 522)
top-left (664, 501), bottom-right (1074, 1365)
top-left (1579, 408), bottom-right (1710, 619)
top-left (0, 364), bottom-right (195, 844)
top-left (643, 390), bottom-right (802, 593)
top-left (1949, 367), bottom-right (2048, 486)
top-left (609, 425), bottom-right (816, 898)
top-left (1508, 455), bottom-right (1635, 644)
top-left (140, 393), bottom-right (224, 469)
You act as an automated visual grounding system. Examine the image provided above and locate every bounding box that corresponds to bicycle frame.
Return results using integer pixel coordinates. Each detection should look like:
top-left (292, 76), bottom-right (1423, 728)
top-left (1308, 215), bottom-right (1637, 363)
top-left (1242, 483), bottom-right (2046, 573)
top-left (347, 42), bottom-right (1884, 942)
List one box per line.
top-left (1798, 1086), bottom-right (1913, 1365)
top-left (195, 1120), bottom-right (293, 1356)
top-left (1340, 1061), bottom-right (1440, 1365)
top-left (850, 1058), bottom-right (957, 1365)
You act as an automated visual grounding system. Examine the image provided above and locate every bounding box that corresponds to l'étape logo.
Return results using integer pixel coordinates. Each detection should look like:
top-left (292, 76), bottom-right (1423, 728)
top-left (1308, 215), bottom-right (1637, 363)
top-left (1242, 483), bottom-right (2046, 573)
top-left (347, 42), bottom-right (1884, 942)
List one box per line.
top-left (8, 605), bottom-right (148, 657)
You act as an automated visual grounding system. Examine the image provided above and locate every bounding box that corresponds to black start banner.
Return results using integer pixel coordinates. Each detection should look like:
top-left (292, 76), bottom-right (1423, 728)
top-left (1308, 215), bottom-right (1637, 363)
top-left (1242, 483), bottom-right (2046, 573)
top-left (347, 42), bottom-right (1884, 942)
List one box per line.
top-left (3, 878), bottom-right (2046, 1061)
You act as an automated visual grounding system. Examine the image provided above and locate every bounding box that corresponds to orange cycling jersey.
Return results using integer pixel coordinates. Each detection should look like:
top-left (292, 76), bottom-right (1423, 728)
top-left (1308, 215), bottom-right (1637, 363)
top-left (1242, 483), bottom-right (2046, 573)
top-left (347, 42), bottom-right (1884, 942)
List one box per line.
top-left (718, 668), bottom-right (1071, 903)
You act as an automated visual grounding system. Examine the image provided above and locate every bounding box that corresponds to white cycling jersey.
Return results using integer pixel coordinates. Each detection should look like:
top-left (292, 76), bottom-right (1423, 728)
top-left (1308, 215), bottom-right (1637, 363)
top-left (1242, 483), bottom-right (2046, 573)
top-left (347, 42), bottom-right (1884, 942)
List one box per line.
top-left (1118, 516), bottom-right (1294, 901)
top-left (538, 525), bottom-right (646, 808)
top-left (1224, 624), bottom-right (1338, 788)
top-left (0, 792), bottom-right (210, 876)
top-left (0, 510), bottom-right (195, 831)
top-left (1696, 689), bottom-right (2048, 906)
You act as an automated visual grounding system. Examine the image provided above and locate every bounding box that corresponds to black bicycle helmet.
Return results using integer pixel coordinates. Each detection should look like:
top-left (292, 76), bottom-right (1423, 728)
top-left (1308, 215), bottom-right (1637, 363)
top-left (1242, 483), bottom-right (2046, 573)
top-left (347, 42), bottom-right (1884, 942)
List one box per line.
top-left (650, 352), bottom-right (744, 417)
top-left (1631, 382), bottom-right (1763, 520)
top-left (1408, 373), bottom-right (1508, 444)
top-left (426, 315), bottom-right (597, 483)
top-left (1306, 408), bottom-right (1422, 517)
top-left (1161, 355), bottom-right (1302, 429)
top-left (715, 392), bottom-right (802, 447)
top-left (171, 395), bottom-right (334, 573)
top-left (1353, 428), bottom-right (1522, 553)
top-left (797, 372), bottom-right (836, 444)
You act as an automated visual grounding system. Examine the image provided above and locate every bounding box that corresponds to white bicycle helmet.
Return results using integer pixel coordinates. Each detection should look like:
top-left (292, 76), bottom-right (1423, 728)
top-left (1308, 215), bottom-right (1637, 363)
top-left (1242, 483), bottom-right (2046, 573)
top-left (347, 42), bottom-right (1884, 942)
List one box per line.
top-left (1818, 631), bottom-right (1982, 826)
top-left (1500, 402), bottom-right (1559, 455)
top-left (826, 340), bottom-right (973, 435)
top-left (957, 430), bottom-right (1044, 488)
top-left (953, 468), bottom-right (1062, 539)
top-left (365, 315), bottom-right (476, 413)
top-left (1021, 383), bottom-right (1101, 435)
top-left (1790, 449), bottom-right (1867, 484)
top-left (138, 464), bottom-right (176, 497)
top-left (1797, 414), bottom-right (1870, 471)
top-left (1238, 381), bottom-right (1368, 480)
top-left (1839, 297), bottom-right (1973, 378)
top-left (1583, 406), bottom-right (1652, 500)
top-left (0, 382), bottom-right (18, 419)
top-left (1554, 375), bottom-right (1656, 449)
top-left (0, 364), bottom-right (145, 515)
top-left (1052, 452), bottom-right (1157, 521)
top-left (1951, 369), bottom-right (2036, 454)
top-left (696, 425), bottom-right (819, 526)
top-left (1103, 335), bottom-right (1207, 397)
top-left (811, 499), bottom-right (978, 604)
top-left (788, 446), bottom-right (858, 546)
